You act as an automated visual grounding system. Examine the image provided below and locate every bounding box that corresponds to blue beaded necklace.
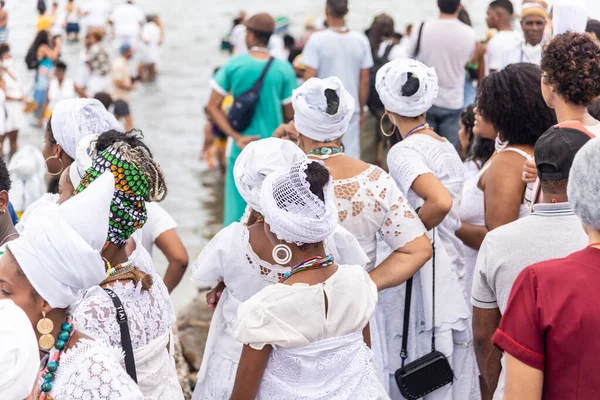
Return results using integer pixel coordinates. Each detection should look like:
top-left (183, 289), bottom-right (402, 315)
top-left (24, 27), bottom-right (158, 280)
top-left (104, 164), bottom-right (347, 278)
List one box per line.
top-left (38, 314), bottom-right (75, 400)
top-left (308, 147), bottom-right (343, 159)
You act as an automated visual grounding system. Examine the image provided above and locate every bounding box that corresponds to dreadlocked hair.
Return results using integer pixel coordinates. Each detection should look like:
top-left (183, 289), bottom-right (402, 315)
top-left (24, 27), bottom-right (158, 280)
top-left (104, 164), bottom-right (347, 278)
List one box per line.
top-left (96, 129), bottom-right (168, 202)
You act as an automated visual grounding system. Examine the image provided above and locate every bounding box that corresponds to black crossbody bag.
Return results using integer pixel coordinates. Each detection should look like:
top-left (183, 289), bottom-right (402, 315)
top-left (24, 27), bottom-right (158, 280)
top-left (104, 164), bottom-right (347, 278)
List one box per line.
top-left (395, 228), bottom-right (454, 399)
top-left (228, 57), bottom-right (275, 133)
top-left (103, 288), bottom-right (138, 383)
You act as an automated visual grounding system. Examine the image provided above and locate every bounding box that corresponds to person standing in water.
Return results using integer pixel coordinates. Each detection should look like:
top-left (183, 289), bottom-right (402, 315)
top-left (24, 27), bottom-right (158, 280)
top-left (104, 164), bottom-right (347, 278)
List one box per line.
top-left (206, 13), bottom-right (297, 226)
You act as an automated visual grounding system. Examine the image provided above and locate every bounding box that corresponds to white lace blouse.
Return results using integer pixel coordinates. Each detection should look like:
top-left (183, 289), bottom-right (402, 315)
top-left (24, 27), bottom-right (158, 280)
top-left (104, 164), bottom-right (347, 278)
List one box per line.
top-left (72, 239), bottom-right (181, 399)
top-left (387, 135), bottom-right (466, 282)
top-left (333, 165), bottom-right (427, 271)
top-left (41, 338), bottom-right (143, 399)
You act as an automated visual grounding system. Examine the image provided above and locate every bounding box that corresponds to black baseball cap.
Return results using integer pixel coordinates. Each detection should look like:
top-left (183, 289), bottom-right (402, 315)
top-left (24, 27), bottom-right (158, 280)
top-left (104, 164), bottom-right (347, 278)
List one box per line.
top-left (535, 126), bottom-right (592, 181)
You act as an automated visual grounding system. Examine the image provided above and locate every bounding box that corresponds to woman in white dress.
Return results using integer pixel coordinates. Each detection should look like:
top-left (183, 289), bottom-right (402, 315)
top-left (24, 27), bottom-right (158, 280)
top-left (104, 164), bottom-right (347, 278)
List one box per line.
top-left (0, 43), bottom-right (25, 157)
top-left (231, 159), bottom-right (388, 399)
top-left (0, 172), bottom-right (144, 399)
top-left (191, 137), bottom-right (369, 400)
top-left (70, 133), bottom-right (183, 399)
top-left (139, 15), bottom-right (163, 81)
top-left (456, 105), bottom-right (494, 301)
top-left (291, 77), bottom-right (432, 390)
top-left (376, 58), bottom-right (477, 399)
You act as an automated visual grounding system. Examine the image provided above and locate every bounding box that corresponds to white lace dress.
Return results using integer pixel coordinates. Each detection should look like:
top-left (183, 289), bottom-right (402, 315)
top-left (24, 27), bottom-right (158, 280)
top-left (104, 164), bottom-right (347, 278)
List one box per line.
top-left (331, 165), bottom-right (428, 388)
top-left (72, 240), bottom-right (182, 400)
top-left (386, 136), bottom-right (478, 399)
top-left (191, 222), bottom-right (369, 400)
top-left (234, 264), bottom-right (389, 400)
top-left (39, 338), bottom-right (143, 399)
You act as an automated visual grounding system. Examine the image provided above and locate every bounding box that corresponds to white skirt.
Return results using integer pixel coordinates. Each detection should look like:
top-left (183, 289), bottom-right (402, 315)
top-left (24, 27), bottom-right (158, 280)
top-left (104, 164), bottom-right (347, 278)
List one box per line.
top-left (5, 100), bottom-right (24, 132)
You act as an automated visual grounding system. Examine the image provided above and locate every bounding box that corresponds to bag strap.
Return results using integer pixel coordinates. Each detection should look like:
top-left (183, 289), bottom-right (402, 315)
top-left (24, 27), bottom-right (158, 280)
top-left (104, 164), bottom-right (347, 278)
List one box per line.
top-left (103, 287), bottom-right (138, 383)
top-left (400, 227), bottom-right (436, 367)
top-left (255, 57), bottom-right (275, 87)
top-left (382, 43), bottom-right (395, 59)
top-left (413, 22), bottom-right (425, 58)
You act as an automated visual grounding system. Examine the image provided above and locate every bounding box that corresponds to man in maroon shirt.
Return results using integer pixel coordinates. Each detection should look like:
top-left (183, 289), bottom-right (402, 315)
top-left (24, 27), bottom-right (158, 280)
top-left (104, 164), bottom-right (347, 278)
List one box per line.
top-left (493, 138), bottom-right (600, 399)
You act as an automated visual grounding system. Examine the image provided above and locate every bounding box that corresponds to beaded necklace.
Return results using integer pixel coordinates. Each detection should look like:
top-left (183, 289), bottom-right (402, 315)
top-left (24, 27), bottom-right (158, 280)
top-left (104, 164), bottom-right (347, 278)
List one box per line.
top-left (404, 123), bottom-right (431, 139)
top-left (308, 147), bottom-right (343, 160)
top-left (279, 254), bottom-right (334, 283)
top-left (38, 314), bottom-right (75, 400)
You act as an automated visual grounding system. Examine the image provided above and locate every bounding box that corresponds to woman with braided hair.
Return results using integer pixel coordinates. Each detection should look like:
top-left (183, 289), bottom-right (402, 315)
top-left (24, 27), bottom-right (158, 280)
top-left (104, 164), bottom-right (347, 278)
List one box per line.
top-left (70, 130), bottom-right (183, 400)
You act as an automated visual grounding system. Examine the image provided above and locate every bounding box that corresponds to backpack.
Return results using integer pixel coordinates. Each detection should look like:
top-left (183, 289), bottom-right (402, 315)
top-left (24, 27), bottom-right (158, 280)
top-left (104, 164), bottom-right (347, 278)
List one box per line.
top-left (25, 45), bottom-right (39, 70)
top-left (367, 43), bottom-right (396, 111)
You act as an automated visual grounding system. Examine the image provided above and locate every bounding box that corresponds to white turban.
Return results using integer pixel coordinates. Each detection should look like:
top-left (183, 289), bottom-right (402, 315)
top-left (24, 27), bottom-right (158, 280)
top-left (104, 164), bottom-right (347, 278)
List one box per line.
top-left (568, 138), bottom-right (600, 231)
top-left (375, 58), bottom-right (438, 118)
top-left (552, 0), bottom-right (587, 37)
top-left (234, 138), bottom-right (307, 212)
top-left (8, 172), bottom-right (114, 309)
top-left (260, 159), bottom-right (337, 245)
top-left (50, 98), bottom-right (121, 160)
top-left (69, 134), bottom-right (99, 189)
top-left (8, 145), bottom-right (47, 214)
top-left (0, 299), bottom-right (38, 400)
top-left (292, 77), bottom-right (356, 142)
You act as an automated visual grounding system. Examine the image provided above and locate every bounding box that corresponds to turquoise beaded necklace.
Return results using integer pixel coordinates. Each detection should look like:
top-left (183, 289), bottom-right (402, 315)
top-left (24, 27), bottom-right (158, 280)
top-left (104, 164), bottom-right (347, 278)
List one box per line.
top-left (38, 314), bottom-right (75, 400)
top-left (279, 255), bottom-right (334, 283)
top-left (308, 147), bottom-right (343, 159)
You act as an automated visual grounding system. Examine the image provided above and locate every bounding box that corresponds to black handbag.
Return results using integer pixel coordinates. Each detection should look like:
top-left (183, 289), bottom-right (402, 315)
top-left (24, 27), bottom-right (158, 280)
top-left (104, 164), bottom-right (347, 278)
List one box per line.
top-left (104, 288), bottom-right (138, 383)
top-left (395, 229), bottom-right (454, 399)
top-left (228, 57), bottom-right (275, 133)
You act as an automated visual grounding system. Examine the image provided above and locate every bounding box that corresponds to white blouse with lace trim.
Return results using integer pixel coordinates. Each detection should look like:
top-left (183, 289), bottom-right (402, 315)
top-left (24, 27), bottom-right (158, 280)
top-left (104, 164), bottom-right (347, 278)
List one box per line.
top-left (41, 338), bottom-right (143, 399)
top-left (332, 165), bottom-right (427, 271)
top-left (387, 134), bottom-right (466, 282)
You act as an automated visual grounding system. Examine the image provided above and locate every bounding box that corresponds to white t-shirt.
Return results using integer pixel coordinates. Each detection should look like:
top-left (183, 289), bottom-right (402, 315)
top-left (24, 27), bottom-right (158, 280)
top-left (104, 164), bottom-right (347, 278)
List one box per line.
top-left (83, 0), bottom-right (110, 28)
top-left (141, 202), bottom-right (177, 255)
top-left (501, 41), bottom-right (543, 68)
top-left (377, 40), bottom-right (407, 61)
top-left (301, 29), bottom-right (374, 110)
top-left (485, 30), bottom-right (523, 75)
top-left (405, 19), bottom-right (476, 110)
top-left (48, 78), bottom-right (77, 111)
top-left (110, 3), bottom-right (145, 38)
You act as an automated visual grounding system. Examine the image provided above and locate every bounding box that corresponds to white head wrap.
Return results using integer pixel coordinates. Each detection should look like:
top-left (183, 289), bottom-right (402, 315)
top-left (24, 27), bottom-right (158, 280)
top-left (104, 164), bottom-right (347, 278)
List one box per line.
top-left (8, 172), bottom-right (114, 309)
top-left (50, 98), bottom-right (121, 160)
top-left (8, 145), bottom-right (47, 214)
top-left (234, 138), bottom-right (307, 212)
top-left (260, 159), bottom-right (337, 245)
top-left (568, 138), bottom-right (600, 231)
top-left (0, 299), bottom-right (38, 400)
top-left (552, 0), bottom-right (587, 37)
top-left (375, 58), bottom-right (439, 118)
top-left (292, 77), bottom-right (355, 142)
top-left (69, 134), bottom-right (99, 189)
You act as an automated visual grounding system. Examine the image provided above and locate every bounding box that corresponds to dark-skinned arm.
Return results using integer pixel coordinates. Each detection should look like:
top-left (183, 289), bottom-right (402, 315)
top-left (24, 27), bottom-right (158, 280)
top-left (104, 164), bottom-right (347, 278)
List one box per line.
top-left (157, 229), bottom-right (189, 293)
top-left (473, 306), bottom-right (503, 394)
top-left (411, 173), bottom-right (453, 230)
top-left (230, 344), bottom-right (272, 400)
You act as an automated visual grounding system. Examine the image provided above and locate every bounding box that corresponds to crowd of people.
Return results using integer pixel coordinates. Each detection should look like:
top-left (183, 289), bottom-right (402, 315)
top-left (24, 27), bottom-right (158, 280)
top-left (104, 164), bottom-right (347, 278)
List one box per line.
top-left (1, 0), bottom-right (600, 399)
top-left (195, 0), bottom-right (600, 399)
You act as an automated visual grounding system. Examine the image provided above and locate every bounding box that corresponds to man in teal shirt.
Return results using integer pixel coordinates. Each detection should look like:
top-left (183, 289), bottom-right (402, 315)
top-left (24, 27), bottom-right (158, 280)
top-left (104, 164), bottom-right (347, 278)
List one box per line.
top-left (207, 13), bottom-right (297, 226)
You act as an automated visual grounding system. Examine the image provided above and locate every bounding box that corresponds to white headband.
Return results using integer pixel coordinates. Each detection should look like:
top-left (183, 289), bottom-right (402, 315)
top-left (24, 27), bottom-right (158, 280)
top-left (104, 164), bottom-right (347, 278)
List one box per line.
top-left (51, 98), bottom-right (121, 159)
top-left (0, 299), bottom-right (39, 400)
top-left (234, 138), bottom-right (307, 213)
top-left (8, 172), bottom-right (114, 309)
top-left (69, 134), bottom-right (99, 189)
top-left (260, 160), bottom-right (337, 245)
top-left (292, 77), bottom-right (356, 142)
top-left (376, 58), bottom-right (439, 118)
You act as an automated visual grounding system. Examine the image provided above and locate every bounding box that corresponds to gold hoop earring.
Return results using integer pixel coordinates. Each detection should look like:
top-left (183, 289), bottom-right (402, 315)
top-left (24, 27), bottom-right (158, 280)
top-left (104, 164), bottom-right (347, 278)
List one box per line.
top-left (380, 113), bottom-right (397, 138)
top-left (37, 311), bottom-right (55, 350)
top-left (45, 155), bottom-right (64, 177)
